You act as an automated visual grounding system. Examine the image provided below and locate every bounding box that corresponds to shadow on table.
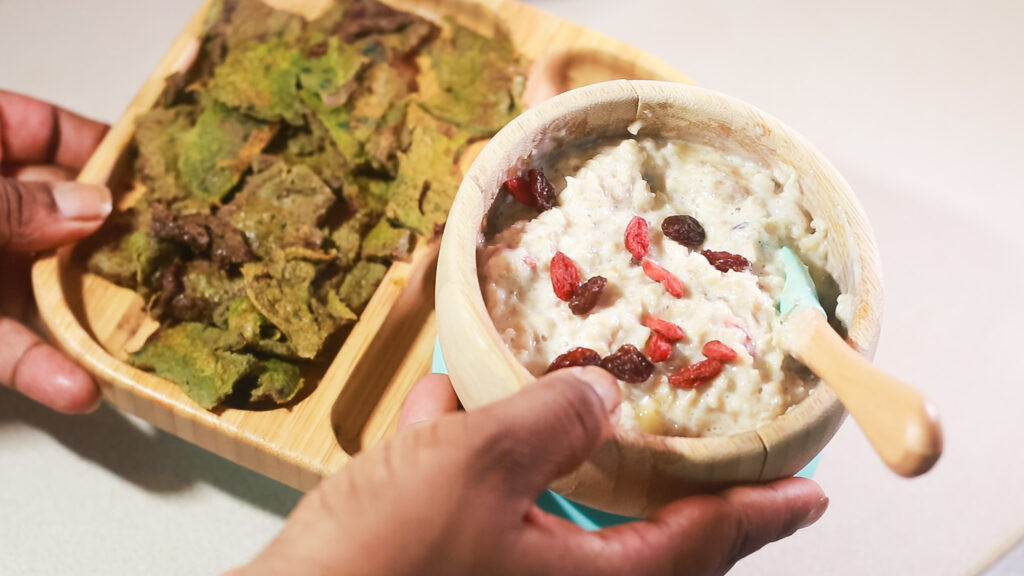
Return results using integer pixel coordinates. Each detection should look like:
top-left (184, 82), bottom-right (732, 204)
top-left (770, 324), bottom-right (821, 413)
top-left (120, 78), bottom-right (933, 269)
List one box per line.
top-left (0, 387), bottom-right (302, 518)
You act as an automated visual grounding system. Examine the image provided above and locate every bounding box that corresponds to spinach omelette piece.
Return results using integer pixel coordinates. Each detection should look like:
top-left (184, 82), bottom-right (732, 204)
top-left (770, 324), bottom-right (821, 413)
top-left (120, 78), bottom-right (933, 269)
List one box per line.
top-left (86, 0), bottom-right (527, 409)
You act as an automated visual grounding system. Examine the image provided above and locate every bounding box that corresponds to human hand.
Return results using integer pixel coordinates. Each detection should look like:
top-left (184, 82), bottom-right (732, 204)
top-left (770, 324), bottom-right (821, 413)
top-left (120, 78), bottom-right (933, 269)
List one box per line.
top-left (232, 368), bottom-right (828, 575)
top-left (0, 90), bottom-right (111, 413)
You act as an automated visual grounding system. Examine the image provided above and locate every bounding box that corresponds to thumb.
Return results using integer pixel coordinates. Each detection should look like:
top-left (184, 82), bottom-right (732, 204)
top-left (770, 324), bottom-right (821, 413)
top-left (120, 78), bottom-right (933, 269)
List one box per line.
top-left (0, 178), bottom-right (111, 253)
top-left (465, 366), bottom-right (620, 499)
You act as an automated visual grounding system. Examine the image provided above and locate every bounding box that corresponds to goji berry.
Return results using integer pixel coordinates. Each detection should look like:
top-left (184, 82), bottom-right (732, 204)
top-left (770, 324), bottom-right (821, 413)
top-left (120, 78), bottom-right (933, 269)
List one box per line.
top-left (568, 276), bottom-right (606, 315)
top-left (600, 344), bottom-right (654, 383)
top-left (702, 340), bottom-right (738, 362)
top-left (500, 176), bottom-right (530, 206)
top-left (500, 169), bottom-right (556, 211)
top-left (641, 259), bottom-right (686, 298)
top-left (701, 250), bottom-right (750, 273)
top-left (547, 347), bottom-right (602, 372)
top-left (550, 251), bottom-right (581, 301)
top-left (644, 316), bottom-right (686, 342)
top-left (668, 359), bottom-right (723, 390)
top-left (624, 216), bottom-right (649, 259)
top-left (645, 332), bottom-right (672, 363)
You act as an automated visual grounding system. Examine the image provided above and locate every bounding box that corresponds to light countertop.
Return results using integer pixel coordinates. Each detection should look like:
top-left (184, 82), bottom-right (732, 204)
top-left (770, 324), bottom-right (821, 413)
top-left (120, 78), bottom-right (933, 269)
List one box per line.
top-left (1, 1), bottom-right (1022, 574)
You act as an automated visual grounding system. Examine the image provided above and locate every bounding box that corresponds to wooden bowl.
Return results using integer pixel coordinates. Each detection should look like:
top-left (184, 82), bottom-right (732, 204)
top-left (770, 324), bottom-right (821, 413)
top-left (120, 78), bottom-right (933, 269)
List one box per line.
top-left (436, 79), bottom-right (883, 517)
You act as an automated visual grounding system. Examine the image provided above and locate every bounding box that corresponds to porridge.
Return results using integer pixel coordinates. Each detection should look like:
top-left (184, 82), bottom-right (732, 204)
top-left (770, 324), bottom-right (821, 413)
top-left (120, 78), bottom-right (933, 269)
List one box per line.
top-left (480, 138), bottom-right (852, 437)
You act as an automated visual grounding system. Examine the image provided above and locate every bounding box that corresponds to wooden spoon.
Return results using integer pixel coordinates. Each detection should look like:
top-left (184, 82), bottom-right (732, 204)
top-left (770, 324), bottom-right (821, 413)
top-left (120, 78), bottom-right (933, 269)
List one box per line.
top-left (779, 247), bottom-right (943, 477)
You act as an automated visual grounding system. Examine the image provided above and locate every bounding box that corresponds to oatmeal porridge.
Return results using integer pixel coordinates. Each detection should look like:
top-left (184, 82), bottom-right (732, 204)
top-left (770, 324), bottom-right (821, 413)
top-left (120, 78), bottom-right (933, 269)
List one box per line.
top-left (480, 138), bottom-right (852, 437)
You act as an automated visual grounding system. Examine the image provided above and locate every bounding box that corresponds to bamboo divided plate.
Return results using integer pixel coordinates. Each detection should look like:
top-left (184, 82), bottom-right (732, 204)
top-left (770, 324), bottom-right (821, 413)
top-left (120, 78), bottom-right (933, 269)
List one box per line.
top-left (436, 80), bottom-right (883, 516)
top-left (30, 0), bottom-right (691, 491)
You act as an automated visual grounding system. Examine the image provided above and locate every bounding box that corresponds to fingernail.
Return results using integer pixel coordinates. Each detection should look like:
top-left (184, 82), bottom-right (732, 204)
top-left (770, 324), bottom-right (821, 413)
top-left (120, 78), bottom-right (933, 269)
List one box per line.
top-left (53, 182), bottom-right (112, 221)
top-left (84, 392), bottom-right (105, 414)
top-left (799, 496), bottom-right (829, 529)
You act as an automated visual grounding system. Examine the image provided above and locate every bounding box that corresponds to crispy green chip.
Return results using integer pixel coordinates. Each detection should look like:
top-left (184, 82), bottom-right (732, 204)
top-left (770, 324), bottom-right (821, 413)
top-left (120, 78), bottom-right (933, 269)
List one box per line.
top-left (360, 218), bottom-right (412, 261)
top-left (223, 297), bottom-right (297, 358)
top-left (177, 101), bottom-right (276, 202)
top-left (242, 254), bottom-right (350, 359)
top-left (250, 358), bottom-right (304, 404)
top-left (217, 0), bottom-right (304, 48)
top-left (135, 108), bottom-right (194, 202)
top-left (209, 38), bottom-right (305, 125)
top-left (242, 256), bottom-right (323, 359)
top-left (297, 37), bottom-right (367, 109)
top-left (304, 61), bottom-right (409, 171)
top-left (220, 161), bottom-right (335, 259)
top-left (330, 210), bottom-right (377, 267)
top-left (94, 0), bottom-right (527, 411)
top-left (385, 106), bottom-right (468, 234)
top-left (224, 296), bottom-right (267, 342)
top-left (87, 225), bottom-right (180, 301)
top-left (131, 322), bottom-right (253, 409)
top-left (322, 290), bottom-right (358, 322)
top-left (339, 260), bottom-right (388, 312)
top-left (282, 119), bottom-right (351, 191)
top-left (419, 21), bottom-right (525, 136)
top-left (171, 260), bottom-right (245, 323)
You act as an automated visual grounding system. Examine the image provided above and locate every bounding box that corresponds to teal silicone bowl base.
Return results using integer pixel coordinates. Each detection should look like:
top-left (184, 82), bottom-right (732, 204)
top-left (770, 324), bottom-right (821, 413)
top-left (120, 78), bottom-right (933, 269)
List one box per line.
top-left (534, 454), bottom-right (821, 530)
top-left (430, 340), bottom-right (819, 529)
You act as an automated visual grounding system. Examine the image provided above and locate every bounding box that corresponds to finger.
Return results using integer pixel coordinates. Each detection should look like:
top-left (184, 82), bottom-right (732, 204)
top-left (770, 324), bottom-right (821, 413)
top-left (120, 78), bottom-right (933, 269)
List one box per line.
top-left (466, 365), bottom-right (620, 499)
top-left (397, 373), bottom-right (459, 429)
top-left (0, 178), bottom-right (111, 253)
top-left (0, 90), bottom-right (109, 170)
top-left (705, 477), bottom-right (828, 561)
top-left (539, 477), bottom-right (827, 576)
top-left (525, 504), bottom-right (586, 534)
top-left (2, 164), bottom-right (78, 182)
top-left (0, 317), bottom-right (101, 414)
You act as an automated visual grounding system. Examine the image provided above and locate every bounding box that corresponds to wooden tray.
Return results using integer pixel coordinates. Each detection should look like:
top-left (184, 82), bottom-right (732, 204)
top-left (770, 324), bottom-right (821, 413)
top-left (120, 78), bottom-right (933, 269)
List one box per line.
top-left (31, 0), bottom-right (691, 491)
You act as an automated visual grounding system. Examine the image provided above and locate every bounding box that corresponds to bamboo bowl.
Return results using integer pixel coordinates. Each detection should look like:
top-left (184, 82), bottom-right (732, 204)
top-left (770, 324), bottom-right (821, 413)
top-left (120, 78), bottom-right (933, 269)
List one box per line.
top-left (436, 80), bottom-right (883, 517)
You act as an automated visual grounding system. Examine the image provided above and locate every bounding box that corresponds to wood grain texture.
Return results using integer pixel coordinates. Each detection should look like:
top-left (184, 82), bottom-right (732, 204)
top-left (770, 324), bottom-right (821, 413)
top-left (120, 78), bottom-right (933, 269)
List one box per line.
top-left (437, 80), bottom-right (884, 516)
top-left (30, 0), bottom-right (691, 492)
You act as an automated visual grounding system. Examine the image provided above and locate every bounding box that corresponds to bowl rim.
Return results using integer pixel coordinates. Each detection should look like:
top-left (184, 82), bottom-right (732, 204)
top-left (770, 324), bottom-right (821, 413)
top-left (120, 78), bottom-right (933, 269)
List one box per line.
top-left (437, 79), bottom-right (882, 503)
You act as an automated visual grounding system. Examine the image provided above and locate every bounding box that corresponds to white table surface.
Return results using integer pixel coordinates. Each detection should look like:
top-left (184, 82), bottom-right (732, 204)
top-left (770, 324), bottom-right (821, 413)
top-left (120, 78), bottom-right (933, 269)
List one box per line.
top-left (2, 1), bottom-right (1022, 574)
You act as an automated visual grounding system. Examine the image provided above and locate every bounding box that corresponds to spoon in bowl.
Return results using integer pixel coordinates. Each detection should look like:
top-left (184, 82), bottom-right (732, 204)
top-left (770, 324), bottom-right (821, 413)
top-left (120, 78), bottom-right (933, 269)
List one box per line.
top-left (778, 247), bottom-right (943, 477)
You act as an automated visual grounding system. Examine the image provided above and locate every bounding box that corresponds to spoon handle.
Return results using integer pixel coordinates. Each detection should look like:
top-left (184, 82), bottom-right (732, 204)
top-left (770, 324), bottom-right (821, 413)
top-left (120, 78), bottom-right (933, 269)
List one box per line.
top-left (784, 308), bottom-right (943, 477)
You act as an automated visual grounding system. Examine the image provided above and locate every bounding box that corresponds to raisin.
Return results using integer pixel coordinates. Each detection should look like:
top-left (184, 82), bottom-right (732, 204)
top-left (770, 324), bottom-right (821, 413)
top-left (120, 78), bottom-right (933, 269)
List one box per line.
top-left (702, 340), bottom-right (738, 362)
top-left (501, 169), bottom-right (556, 211)
top-left (662, 215), bottom-right (706, 248)
top-left (550, 251), bottom-right (581, 301)
top-left (641, 259), bottom-right (686, 298)
top-left (701, 250), bottom-right (751, 273)
top-left (624, 216), bottom-right (649, 259)
top-left (644, 316), bottom-right (686, 342)
top-left (600, 344), bottom-right (655, 383)
top-left (528, 169), bottom-right (556, 211)
top-left (547, 347), bottom-right (602, 373)
top-left (645, 332), bottom-right (673, 363)
top-left (569, 276), bottom-right (607, 315)
top-left (668, 359), bottom-right (723, 389)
